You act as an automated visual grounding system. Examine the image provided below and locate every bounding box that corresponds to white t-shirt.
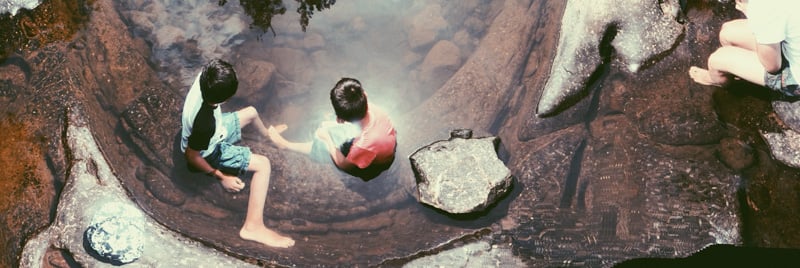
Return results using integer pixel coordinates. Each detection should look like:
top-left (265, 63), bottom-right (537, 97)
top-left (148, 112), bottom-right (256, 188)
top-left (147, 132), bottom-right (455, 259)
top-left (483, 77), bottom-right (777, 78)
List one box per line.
top-left (747, 0), bottom-right (800, 78)
top-left (180, 72), bottom-right (229, 157)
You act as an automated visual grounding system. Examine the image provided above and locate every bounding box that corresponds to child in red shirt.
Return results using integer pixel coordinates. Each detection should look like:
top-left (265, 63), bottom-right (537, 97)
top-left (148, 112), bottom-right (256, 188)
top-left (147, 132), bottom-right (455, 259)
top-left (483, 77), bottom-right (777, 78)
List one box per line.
top-left (268, 78), bottom-right (397, 179)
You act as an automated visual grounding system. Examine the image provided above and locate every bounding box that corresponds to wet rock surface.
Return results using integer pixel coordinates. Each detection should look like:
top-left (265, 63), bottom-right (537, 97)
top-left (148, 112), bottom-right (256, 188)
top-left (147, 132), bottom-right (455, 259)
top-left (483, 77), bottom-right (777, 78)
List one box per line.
top-left (4, 0), bottom-right (800, 267)
top-left (410, 132), bottom-right (512, 214)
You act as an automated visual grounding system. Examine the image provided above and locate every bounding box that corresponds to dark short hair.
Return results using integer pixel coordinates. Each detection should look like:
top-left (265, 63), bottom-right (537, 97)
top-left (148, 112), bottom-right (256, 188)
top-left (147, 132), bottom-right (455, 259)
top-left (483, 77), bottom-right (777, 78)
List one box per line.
top-left (330, 77), bottom-right (367, 122)
top-left (200, 59), bottom-right (238, 104)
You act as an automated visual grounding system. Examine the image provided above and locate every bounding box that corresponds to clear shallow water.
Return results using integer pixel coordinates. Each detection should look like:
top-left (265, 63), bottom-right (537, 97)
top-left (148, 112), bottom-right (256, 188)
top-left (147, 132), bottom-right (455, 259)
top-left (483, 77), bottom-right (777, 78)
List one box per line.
top-left (119, 0), bottom-right (482, 114)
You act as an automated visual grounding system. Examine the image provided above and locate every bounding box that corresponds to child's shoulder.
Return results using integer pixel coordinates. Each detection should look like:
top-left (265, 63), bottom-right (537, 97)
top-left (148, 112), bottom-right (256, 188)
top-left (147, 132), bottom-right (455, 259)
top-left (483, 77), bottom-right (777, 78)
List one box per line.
top-left (368, 104), bottom-right (391, 117)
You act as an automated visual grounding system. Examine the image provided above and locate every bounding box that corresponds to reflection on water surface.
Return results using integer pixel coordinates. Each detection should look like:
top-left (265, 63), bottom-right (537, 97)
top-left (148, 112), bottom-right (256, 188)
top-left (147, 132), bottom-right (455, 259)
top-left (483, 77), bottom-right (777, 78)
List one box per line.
top-left (223, 0), bottom-right (336, 33)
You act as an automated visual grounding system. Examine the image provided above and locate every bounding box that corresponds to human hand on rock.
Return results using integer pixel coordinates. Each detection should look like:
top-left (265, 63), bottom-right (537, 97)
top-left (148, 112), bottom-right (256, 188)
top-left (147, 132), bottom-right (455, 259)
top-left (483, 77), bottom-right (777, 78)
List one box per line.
top-left (219, 174), bottom-right (245, 193)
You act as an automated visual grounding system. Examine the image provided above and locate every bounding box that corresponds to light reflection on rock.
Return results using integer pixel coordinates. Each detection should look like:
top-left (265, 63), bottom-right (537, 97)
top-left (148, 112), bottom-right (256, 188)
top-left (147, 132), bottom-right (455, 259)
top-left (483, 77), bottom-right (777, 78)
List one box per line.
top-left (536, 0), bottom-right (685, 116)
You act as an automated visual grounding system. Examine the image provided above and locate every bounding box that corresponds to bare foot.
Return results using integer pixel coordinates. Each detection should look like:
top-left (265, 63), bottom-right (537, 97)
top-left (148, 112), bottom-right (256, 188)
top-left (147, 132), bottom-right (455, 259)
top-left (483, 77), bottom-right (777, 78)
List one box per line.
top-left (271, 124), bottom-right (288, 133)
top-left (267, 124), bottom-right (289, 149)
top-left (240, 224), bottom-right (295, 248)
top-left (689, 66), bottom-right (719, 86)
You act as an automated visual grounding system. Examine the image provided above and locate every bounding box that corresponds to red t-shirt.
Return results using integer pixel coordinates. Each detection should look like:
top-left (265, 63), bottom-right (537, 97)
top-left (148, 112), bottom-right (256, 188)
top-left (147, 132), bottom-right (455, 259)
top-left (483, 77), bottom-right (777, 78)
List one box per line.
top-left (346, 105), bottom-right (397, 169)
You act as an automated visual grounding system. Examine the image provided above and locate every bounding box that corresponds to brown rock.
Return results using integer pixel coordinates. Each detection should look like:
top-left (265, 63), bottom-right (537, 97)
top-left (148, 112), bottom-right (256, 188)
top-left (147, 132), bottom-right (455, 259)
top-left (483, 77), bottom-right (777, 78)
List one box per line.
top-left (418, 40), bottom-right (462, 90)
top-left (141, 166), bottom-right (186, 206)
top-left (407, 4), bottom-right (447, 50)
top-left (182, 197), bottom-right (231, 219)
top-left (233, 60), bottom-right (276, 104)
top-left (717, 138), bottom-right (755, 171)
top-left (265, 47), bottom-right (313, 98)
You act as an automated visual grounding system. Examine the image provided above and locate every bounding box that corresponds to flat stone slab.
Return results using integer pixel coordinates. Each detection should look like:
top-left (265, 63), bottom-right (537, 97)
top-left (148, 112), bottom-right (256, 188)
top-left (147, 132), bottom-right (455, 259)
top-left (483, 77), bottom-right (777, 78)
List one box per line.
top-left (403, 241), bottom-right (525, 267)
top-left (409, 130), bottom-right (512, 214)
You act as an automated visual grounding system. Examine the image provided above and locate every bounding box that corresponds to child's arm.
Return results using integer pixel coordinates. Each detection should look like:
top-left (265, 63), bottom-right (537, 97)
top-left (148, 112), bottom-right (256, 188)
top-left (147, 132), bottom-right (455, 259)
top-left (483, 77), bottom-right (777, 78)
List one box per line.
top-left (316, 129), bottom-right (358, 171)
top-left (329, 146), bottom-right (357, 171)
top-left (185, 148), bottom-right (244, 192)
top-left (756, 42), bottom-right (782, 73)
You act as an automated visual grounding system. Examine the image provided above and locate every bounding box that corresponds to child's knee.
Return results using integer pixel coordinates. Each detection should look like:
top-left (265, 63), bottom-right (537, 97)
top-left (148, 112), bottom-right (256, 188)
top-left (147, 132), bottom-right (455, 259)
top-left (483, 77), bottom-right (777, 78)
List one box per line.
top-left (241, 106), bottom-right (257, 117)
top-left (719, 22), bottom-right (735, 44)
top-left (236, 106), bottom-right (258, 124)
top-left (248, 154), bottom-right (271, 171)
top-left (718, 19), bottom-right (747, 45)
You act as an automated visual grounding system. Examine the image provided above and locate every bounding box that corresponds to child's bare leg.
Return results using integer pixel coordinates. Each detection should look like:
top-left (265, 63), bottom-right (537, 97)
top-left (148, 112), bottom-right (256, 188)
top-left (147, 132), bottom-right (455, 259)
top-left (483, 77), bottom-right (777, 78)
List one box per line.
top-left (236, 106), bottom-right (270, 138)
top-left (267, 124), bottom-right (313, 154)
top-left (691, 46), bottom-right (766, 87)
top-left (690, 19), bottom-right (762, 87)
top-left (719, 19), bottom-right (757, 50)
top-left (239, 154), bottom-right (294, 248)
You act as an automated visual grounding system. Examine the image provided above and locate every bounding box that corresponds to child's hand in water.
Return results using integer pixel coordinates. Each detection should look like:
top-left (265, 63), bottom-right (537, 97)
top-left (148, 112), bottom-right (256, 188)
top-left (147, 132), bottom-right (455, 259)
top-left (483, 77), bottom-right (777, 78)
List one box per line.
top-left (315, 127), bottom-right (332, 142)
top-left (219, 174), bottom-right (245, 193)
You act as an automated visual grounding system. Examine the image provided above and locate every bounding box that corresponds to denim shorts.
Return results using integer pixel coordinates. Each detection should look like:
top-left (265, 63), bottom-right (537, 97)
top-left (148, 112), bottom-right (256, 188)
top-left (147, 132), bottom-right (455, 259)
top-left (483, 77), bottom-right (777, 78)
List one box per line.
top-left (764, 57), bottom-right (800, 97)
top-left (203, 112), bottom-right (251, 176)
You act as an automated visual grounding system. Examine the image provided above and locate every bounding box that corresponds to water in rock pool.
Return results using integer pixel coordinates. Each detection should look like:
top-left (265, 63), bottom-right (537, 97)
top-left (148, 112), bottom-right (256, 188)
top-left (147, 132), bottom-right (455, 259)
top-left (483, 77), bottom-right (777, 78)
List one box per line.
top-left (4, 0), bottom-right (800, 266)
top-left (103, 0), bottom-right (508, 265)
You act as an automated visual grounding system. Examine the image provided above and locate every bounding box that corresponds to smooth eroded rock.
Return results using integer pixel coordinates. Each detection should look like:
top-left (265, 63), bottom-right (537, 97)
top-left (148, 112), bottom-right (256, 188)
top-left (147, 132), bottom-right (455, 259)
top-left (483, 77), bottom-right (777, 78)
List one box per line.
top-left (84, 203), bottom-right (145, 264)
top-left (537, 0), bottom-right (684, 116)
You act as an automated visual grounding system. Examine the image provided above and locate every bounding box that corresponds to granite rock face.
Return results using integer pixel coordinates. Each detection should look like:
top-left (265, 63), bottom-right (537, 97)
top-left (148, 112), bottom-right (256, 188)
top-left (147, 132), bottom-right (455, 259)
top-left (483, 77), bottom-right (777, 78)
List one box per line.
top-left (19, 106), bottom-right (256, 267)
top-left (536, 0), bottom-right (685, 116)
top-left (762, 129), bottom-right (800, 169)
top-left (402, 241), bottom-right (526, 268)
top-left (410, 130), bottom-right (512, 214)
top-left (765, 100), bottom-right (800, 168)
